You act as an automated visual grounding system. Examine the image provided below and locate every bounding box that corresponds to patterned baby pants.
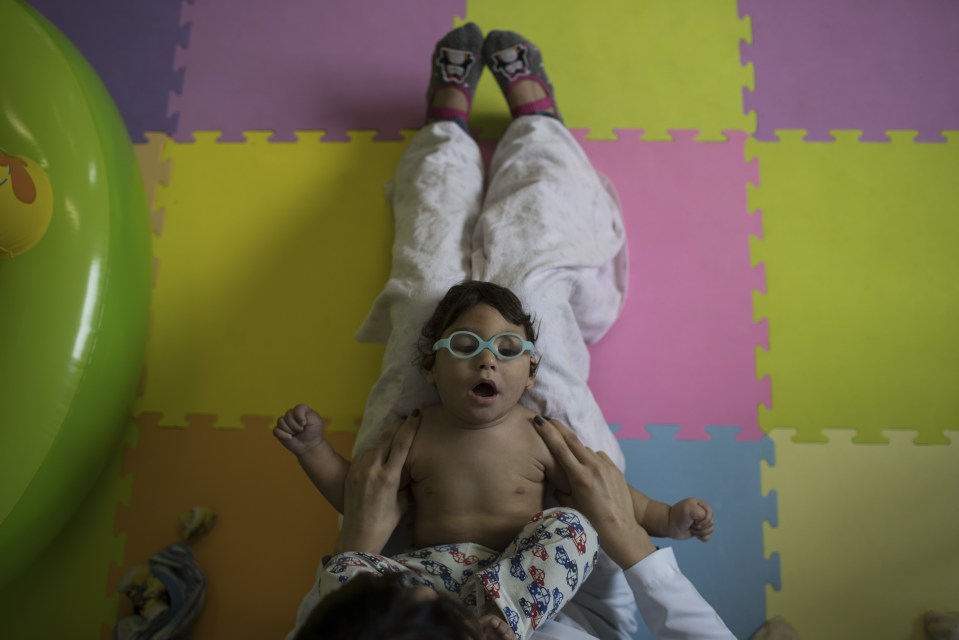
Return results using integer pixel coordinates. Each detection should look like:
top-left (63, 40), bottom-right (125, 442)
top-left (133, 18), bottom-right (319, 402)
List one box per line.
top-left (321, 508), bottom-right (599, 640)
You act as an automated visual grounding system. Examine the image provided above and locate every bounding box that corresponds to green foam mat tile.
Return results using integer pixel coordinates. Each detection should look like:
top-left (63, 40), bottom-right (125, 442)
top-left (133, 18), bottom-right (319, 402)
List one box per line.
top-left (0, 422), bottom-right (134, 638)
top-left (751, 131), bottom-right (959, 443)
top-left (462, 0), bottom-right (753, 140)
top-left (139, 131), bottom-right (408, 428)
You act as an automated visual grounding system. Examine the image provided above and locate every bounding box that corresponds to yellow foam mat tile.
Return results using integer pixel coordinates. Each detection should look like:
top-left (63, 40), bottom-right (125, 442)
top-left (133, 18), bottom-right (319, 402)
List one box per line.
top-left (462, 0), bottom-right (753, 140)
top-left (763, 429), bottom-right (959, 639)
top-left (750, 131), bottom-right (959, 443)
top-left (140, 131), bottom-right (406, 428)
top-left (0, 423), bottom-right (134, 638)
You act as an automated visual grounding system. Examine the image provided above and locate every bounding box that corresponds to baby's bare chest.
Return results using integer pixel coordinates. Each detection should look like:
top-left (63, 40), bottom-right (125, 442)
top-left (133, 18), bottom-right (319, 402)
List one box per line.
top-left (408, 420), bottom-right (548, 498)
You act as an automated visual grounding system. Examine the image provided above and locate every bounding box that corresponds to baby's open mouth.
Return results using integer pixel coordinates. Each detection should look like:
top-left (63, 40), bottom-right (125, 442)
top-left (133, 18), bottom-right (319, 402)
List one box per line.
top-left (472, 381), bottom-right (498, 397)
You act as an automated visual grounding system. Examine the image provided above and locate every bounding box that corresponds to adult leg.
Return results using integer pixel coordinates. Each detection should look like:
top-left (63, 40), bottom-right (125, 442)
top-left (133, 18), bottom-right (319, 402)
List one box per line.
top-left (474, 31), bottom-right (635, 640)
top-left (353, 25), bottom-right (486, 454)
top-left (288, 25), bottom-right (487, 640)
top-left (474, 31), bottom-right (628, 468)
top-left (473, 114), bottom-right (628, 469)
top-left (353, 121), bottom-right (484, 454)
top-left (475, 34), bottom-right (635, 637)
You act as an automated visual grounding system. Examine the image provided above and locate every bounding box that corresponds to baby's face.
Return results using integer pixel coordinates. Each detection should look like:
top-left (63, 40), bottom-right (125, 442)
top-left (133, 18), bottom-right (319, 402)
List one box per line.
top-left (425, 303), bottom-right (535, 428)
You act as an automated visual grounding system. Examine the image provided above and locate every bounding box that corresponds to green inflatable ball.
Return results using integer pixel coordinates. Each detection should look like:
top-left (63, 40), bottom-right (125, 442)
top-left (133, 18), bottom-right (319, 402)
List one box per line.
top-left (0, 0), bottom-right (152, 587)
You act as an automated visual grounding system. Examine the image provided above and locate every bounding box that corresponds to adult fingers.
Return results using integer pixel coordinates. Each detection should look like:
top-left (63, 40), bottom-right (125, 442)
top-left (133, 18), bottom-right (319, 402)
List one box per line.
top-left (383, 410), bottom-right (421, 475)
top-left (546, 418), bottom-right (599, 467)
top-left (535, 417), bottom-right (584, 475)
top-left (596, 450), bottom-right (619, 469)
top-left (372, 418), bottom-right (402, 463)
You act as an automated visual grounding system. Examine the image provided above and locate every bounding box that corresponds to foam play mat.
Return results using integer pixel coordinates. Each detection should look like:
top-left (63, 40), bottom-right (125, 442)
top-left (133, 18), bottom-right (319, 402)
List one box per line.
top-left (1, 1), bottom-right (957, 639)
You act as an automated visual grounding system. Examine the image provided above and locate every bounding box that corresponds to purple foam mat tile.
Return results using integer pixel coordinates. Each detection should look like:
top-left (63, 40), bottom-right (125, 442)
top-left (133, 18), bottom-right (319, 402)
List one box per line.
top-left (29, 0), bottom-right (189, 143)
top-left (170, 0), bottom-right (466, 141)
top-left (581, 130), bottom-right (769, 441)
top-left (740, 0), bottom-right (959, 141)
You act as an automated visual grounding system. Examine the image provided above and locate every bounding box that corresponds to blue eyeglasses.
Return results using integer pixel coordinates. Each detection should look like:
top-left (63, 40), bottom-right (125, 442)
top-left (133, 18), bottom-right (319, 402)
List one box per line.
top-left (433, 330), bottom-right (537, 361)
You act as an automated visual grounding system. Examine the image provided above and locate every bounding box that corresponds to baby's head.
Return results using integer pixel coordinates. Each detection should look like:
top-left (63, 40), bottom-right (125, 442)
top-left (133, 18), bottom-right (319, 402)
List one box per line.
top-left (417, 281), bottom-right (539, 424)
top-left (417, 281), bottom-right (539, 373)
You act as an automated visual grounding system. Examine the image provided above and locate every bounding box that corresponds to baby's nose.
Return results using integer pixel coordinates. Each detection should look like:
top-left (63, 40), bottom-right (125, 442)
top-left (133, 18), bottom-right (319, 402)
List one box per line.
top-left (476, 348), bottom-right (497, 368)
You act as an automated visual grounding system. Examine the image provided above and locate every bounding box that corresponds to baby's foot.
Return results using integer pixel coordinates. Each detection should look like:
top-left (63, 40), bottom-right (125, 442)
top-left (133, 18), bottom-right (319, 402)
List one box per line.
top-left (478, 612), bottom-right (516, 640)
top-left (426, 22), bottom-right (484, 129)
top-left (482, 30), bottom-right (560, 121)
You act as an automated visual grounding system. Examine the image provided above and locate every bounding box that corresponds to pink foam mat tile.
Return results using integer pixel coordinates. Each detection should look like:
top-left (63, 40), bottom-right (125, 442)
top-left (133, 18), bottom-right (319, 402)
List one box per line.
top-left (169, 0), bottom-right (466, 141)
top-left (582, 130), bottom-right (769, 441)
top-left (740, 0), bottom-right (959, 142)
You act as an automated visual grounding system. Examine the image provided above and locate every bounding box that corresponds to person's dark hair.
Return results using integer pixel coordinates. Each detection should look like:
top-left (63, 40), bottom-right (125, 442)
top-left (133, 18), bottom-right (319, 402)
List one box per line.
top-left (417, 280), bottom-right (539, 376)
top-left (294, 572), bottom-right (481, 640)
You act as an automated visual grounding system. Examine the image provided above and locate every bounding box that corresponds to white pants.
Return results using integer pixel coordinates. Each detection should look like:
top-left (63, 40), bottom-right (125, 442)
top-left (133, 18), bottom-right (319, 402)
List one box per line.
top-left (354, 117), bottom-right (629, 469)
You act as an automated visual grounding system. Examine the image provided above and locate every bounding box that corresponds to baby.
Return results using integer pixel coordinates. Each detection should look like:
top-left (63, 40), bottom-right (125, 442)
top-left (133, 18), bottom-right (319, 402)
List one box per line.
top-left (275, 280), bottom-right (715, 639)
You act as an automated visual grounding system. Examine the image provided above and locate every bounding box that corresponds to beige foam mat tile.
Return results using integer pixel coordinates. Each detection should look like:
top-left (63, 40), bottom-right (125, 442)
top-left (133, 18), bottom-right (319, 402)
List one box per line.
top-left (764, 429), bottom-right (959, 639)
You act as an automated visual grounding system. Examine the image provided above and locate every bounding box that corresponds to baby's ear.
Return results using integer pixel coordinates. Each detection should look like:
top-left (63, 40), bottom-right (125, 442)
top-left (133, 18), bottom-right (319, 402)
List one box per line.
top-left (525, 375), bottom-right (535, 390)
top-left (421, 367), bottom-right (435, 385)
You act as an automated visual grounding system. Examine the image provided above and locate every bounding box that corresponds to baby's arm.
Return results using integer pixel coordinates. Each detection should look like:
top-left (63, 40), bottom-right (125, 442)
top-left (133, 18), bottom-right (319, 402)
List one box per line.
top-left (273, 404), bottom-right (349, 513)
top-left (629, 485), bottom-right (715, 542)
top-left (535, 416), bottom-right (714, 541)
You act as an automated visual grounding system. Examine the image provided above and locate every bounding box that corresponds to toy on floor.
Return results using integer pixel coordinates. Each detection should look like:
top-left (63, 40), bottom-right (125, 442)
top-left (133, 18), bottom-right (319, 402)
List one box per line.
top-left (114, 507), bottom-right (216, 640)
top-left (178, 506), bottom-right (217, 540)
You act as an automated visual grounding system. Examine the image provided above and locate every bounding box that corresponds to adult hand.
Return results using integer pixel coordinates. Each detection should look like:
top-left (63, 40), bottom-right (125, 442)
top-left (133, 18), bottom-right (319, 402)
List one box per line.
top-left (333, 411), bottom-right (421, 555)
top-left (534, 416), bottom-right (657, 568)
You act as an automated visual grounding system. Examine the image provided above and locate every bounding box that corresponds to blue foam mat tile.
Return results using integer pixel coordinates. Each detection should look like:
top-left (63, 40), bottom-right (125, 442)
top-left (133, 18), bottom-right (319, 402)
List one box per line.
top-left (617, 425), bottom-right (779, 640)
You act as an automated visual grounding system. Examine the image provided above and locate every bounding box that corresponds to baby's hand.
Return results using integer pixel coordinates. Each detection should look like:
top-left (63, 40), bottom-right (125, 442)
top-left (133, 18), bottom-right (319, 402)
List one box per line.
top-left (272, 404), bottom-right (326, 458)
top-left (667, 498), bottom-right (715, 542)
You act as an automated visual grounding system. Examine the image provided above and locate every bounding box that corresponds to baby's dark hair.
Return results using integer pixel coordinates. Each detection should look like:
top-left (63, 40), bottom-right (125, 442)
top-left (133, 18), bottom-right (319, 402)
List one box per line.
top-left (417, 280), bottom-right (539, 376)
top-left (294, 572), bottom-right (481, 640)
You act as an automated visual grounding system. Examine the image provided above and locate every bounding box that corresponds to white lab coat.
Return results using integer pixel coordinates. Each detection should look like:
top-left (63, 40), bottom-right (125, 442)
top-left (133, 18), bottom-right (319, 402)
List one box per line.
top-left (537, 547), bottom-right (735, 639)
